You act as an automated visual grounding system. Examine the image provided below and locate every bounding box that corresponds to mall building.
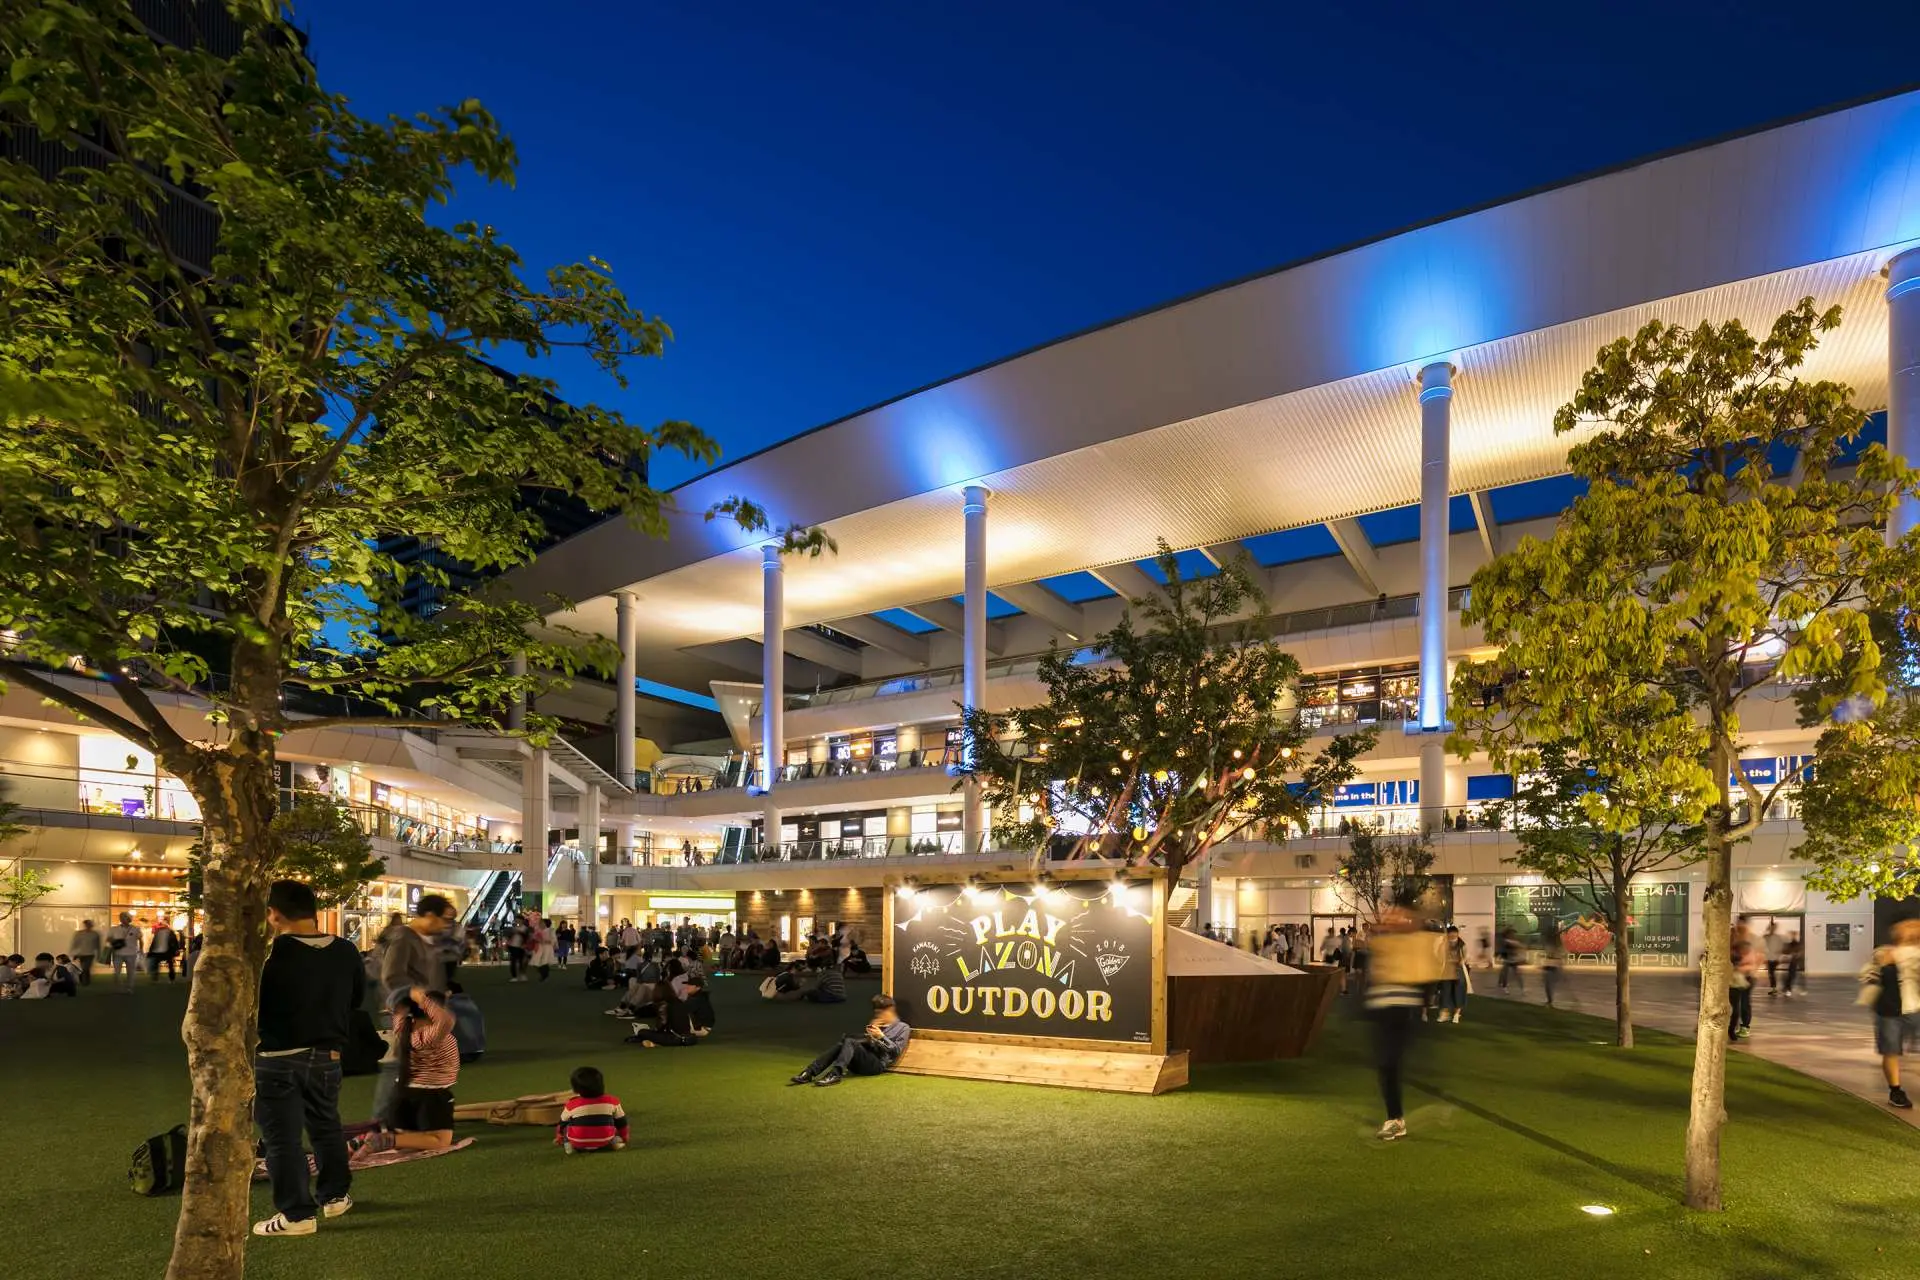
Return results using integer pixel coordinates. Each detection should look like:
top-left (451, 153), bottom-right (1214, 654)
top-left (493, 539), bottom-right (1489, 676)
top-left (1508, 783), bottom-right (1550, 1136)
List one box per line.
top-left (8, 90), bottom-right (1918, 975)
top-left (497, 87), bottom-right (1920, 975)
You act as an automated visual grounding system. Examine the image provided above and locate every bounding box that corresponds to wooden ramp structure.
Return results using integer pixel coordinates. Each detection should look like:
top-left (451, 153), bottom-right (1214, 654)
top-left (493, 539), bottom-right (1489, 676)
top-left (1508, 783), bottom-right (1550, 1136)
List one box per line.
top-left (893, 1037), bottom-right (1189, 1095)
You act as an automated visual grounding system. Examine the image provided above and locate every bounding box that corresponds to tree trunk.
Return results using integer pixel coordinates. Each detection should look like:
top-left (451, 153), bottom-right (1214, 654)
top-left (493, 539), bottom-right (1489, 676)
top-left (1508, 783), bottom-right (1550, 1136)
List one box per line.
top-left (165, 750), bottom-right (277, 1280)
top-left (1683, 763), bottom-right (1735, 1211)
top-left (1613, 892), bottom-right (1634, 1050)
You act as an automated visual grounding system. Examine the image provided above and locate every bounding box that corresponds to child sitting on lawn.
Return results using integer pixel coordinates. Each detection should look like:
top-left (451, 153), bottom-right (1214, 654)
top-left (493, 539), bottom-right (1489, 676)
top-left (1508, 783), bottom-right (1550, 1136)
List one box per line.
top-left (355, 986), bottom-right (459, 1154)
top-left (554, 1066), bottom-right (628, 1153)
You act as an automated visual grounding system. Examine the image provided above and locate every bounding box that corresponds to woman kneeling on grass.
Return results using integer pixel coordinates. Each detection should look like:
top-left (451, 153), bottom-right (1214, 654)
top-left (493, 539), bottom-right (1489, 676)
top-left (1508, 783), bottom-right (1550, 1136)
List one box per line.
top-left (355, 986), bottom-right (459, 1154)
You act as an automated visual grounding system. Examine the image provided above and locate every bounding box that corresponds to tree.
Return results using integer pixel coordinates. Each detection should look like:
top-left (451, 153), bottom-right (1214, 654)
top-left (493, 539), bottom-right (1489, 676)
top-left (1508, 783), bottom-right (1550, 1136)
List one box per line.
top-left (1486, 739), bottom-right (1701, 1048)
top-left (1334, 826), bottom-right (1435, 921)
top-left (960, 545), bottom-right (1374, 894)
top-left (187, 790), bottom-right (386, 913)
top-left (1795, 609), bottom-right (1920, 901)
top-left (1453, 299), bottom-right (1920, 1211)
top-left (0, 6), bottom-right (819, 1274)
top-left (1, 798), bottom-right (57, 931)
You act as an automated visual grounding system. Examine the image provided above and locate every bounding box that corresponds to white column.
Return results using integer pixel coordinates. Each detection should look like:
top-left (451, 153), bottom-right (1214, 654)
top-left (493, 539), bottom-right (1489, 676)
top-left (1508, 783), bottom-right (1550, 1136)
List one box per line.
top-left (1417, 362), bottom-right (1454, 833)
top-left (507, 652), bottom-right (527, 732)
top-left (761, 545), bottom-right (785, 853)
top-left (1890, 248), bottom-right (1920, 544)
top-left (1196, 856), bottom-right (1214, 934)
top-left (520, 747), bottom-right (549, 915)
top-left (577, 784), bottom-right (600, 925)
top-left (962, 485), bottom-right (990, 852)
top-left (613, 590), bottom-right (638, 787)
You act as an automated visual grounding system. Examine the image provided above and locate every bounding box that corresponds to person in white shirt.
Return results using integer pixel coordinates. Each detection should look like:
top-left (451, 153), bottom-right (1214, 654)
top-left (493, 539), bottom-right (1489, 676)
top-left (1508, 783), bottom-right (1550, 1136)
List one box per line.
top-left (104, 912), bottom-right (142, 993)
top-left (1761, 921), bottom-right (1787, 995)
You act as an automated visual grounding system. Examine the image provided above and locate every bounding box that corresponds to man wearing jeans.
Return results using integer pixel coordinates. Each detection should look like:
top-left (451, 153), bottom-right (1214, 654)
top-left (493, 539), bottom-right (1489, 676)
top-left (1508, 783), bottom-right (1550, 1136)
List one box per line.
top-left (253, 879), bottom-right (365, 1238)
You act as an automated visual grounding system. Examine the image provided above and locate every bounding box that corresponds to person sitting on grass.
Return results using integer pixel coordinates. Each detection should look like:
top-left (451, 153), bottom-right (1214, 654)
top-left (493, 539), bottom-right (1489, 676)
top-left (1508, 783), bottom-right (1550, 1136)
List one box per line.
top-left (624, 973), bottom-right (705, 1047)
top-left (555, 1066), bottom-right (628, 1153)
top-left (354, 986), bottom-right (459, 1154)
top-left (788, 994), bottom-right (912, 1086)
top-left (804, 962), bottom-right (847, 1004)
top-left (764, 959), bottom-right (812, 1002)
top-left (50, 954), bottom-right (81, 997)
top-left (843, 942), bottom-right (873, 975)
top-left (585, 946), bottom-right (621, 990)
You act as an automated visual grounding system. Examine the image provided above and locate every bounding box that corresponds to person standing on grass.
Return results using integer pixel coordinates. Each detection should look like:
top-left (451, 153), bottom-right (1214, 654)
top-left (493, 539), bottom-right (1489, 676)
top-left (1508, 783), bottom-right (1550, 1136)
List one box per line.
top-left (1728, 937), bottom-right (1759, 1041)
top-left (68, 920), bottom-right (100, 986)
top-left (556, 919), bottom-right (576, 969)
top-left (1861, 918), bottom-right (1920, 1110)
top-left (374, 893), bottom-right (452, 1123)
top-left (529, 915), bottom-right (557, 981)
top-left (504, 912), bottom-right (531, 981)
top-left (104, 912), bottom-right (141, 993)
top-left (1762, 920), bottom-right (1786, 996)
top-left (1435, 925), bottom-right (1469, 1024)
top-left (1364, 908), bottom-right (1445, 1142)
top-left (253, 879), bottom-right (364, 1238)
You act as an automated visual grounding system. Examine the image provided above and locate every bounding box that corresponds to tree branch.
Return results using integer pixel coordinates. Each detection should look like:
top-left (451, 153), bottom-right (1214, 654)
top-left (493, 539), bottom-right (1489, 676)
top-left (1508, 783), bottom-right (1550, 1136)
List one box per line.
top-left (0, 661), bottom-right (163, 753)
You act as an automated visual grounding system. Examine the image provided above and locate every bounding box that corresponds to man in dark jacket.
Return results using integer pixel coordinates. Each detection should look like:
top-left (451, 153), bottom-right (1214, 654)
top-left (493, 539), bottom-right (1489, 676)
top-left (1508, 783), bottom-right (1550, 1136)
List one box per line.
top-left (254, 879), bottom-right (365, 1238)
top-left (789, 994), bottom-right (912, 1086)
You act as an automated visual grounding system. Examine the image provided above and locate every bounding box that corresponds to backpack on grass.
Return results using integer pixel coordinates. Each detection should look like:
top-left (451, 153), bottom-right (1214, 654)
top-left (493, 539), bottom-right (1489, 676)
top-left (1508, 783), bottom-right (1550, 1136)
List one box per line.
top-left (129, 1124), bottom-right (188, 1196)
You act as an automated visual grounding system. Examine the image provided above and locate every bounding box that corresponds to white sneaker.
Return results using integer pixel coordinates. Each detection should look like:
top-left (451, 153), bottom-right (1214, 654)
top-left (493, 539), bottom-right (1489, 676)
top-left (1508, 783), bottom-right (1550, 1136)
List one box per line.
top-left (321, 1196), bottom-right (352, 1219)
top-left (1376, 1118), bottom-right (1407, 1142)
top-left (253, 1213), bottom-right (316, 1237)
top-left (1452, 1010), bottom-right (1462, 1024)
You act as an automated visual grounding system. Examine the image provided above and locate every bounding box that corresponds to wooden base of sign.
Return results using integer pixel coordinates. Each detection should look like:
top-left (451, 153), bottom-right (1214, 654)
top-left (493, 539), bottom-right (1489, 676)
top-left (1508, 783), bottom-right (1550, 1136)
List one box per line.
top-left (893, 1038), bottom-right (1189, 1095)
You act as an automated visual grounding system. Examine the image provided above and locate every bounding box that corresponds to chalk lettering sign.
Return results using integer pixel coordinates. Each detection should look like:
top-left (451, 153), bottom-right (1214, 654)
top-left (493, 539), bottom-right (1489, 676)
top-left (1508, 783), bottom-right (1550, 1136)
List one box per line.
top-left (890, 880), bottom-right (1155, 1045)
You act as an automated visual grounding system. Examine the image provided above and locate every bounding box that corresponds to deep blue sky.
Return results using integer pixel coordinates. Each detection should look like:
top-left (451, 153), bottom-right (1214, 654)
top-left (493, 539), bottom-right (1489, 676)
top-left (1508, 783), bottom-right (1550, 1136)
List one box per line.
top-left (305, 0), bottom-right (1916, 489)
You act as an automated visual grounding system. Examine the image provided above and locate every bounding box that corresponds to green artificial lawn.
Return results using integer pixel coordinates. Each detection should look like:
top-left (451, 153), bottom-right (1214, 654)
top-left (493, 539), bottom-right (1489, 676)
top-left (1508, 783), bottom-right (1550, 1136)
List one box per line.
top-left (3, 968), bottom-right (1917, 1280)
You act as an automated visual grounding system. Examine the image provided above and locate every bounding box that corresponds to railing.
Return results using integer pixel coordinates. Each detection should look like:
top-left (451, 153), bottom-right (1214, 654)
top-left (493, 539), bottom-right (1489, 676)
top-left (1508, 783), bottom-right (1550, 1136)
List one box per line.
top-left (715, 833), bottom-right (987, 865)
top-left (0, 756), bottom-right (201, 821)
top-left (738, 738), bottom-right (1044, 790)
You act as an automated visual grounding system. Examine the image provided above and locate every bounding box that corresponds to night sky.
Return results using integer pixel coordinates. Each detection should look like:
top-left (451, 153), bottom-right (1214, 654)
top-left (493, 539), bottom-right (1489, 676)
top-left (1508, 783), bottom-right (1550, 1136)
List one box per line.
top-left (305, 1), bottom-right (1917, 489)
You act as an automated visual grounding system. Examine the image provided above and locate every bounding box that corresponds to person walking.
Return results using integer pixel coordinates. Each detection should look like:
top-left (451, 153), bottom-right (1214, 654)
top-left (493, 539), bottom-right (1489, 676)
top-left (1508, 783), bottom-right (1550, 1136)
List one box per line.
top-left (253, 879), bottom-right (364, 1237)
top-left (374, 893), bottom-right (453, 1124)
top-left (1862, 918), bottom-right (1920, 1110)
top-left (145, 918), bottom-right (180, 982)
top-left (1782, 932), bottom-right (1805, 997)
top-left (68, 919), bottom-right (101, 986)
top-left (104, 912), bottom-right (142, 993)
top-left (504, 913), bottom-right (531, 982)
top-left (1497, 926), bottom-right (1526, 996)
top-left (555, 920), bottom-right (576, 969)
top-left (1762, 921), bottom-right (1786, 996)
top-left (1541, 929), bottom-right (1564, 1008)
top-left (529, 916), bottom-right (557, 982)
top-left (1364, 908), bottom-right (1445, 1141)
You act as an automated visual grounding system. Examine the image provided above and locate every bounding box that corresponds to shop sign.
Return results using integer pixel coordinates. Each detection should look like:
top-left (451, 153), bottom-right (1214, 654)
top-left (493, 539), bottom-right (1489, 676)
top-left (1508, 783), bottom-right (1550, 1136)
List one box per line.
top-left (1494, 882), bottom-right (1690, 967)
top-left (891, 880), bottom-right (1155, 1045)
top-left (405, 884), bottom-right (421, 913)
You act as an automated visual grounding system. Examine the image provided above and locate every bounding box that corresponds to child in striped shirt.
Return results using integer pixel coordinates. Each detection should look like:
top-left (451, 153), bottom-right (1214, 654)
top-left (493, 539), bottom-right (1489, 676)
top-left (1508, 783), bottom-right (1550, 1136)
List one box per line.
top-left (356, 986), bottom-right (460, 1154)
top-left (555, 1066), bottom-right (628, 1153)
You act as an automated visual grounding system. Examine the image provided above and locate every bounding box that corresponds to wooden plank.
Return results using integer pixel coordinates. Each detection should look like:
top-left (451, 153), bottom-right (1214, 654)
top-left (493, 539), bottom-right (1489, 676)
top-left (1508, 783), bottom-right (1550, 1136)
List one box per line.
top-left (893, 1039), bottom-right (1189, 1095)
top-left (911, 1027), bottom-right (1158, 1054)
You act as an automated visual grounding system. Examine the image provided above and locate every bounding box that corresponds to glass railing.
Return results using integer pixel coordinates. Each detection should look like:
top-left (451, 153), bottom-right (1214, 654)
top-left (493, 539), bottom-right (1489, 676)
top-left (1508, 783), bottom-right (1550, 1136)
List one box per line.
top-left (0, 756), bottom-right (202, 821)
top-left (714, 833), bottom-right (986, 865)
top-left (733, 738), bottom-right (1043, 790)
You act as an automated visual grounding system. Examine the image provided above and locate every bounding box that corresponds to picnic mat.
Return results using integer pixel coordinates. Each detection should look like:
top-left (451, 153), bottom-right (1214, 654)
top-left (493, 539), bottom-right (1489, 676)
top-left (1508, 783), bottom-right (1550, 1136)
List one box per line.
top-left (251, 1138), bottom-right (473, 1182)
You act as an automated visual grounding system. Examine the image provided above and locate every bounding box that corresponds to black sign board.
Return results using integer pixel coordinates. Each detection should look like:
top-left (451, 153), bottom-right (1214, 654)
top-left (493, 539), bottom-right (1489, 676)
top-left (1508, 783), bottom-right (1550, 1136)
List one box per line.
top-left (888, 879), bottom-right (1158, 1047)
top-left (1825, 922), bottom-right (1852, 952)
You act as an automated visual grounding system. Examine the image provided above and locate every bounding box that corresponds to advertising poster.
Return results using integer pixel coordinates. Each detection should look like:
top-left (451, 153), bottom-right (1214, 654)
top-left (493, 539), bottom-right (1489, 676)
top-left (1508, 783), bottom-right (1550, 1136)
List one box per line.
top-left (1494, 882), bottom-right (1690, 968)
top-left (890, 879), bottom-right (1157, 1045)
